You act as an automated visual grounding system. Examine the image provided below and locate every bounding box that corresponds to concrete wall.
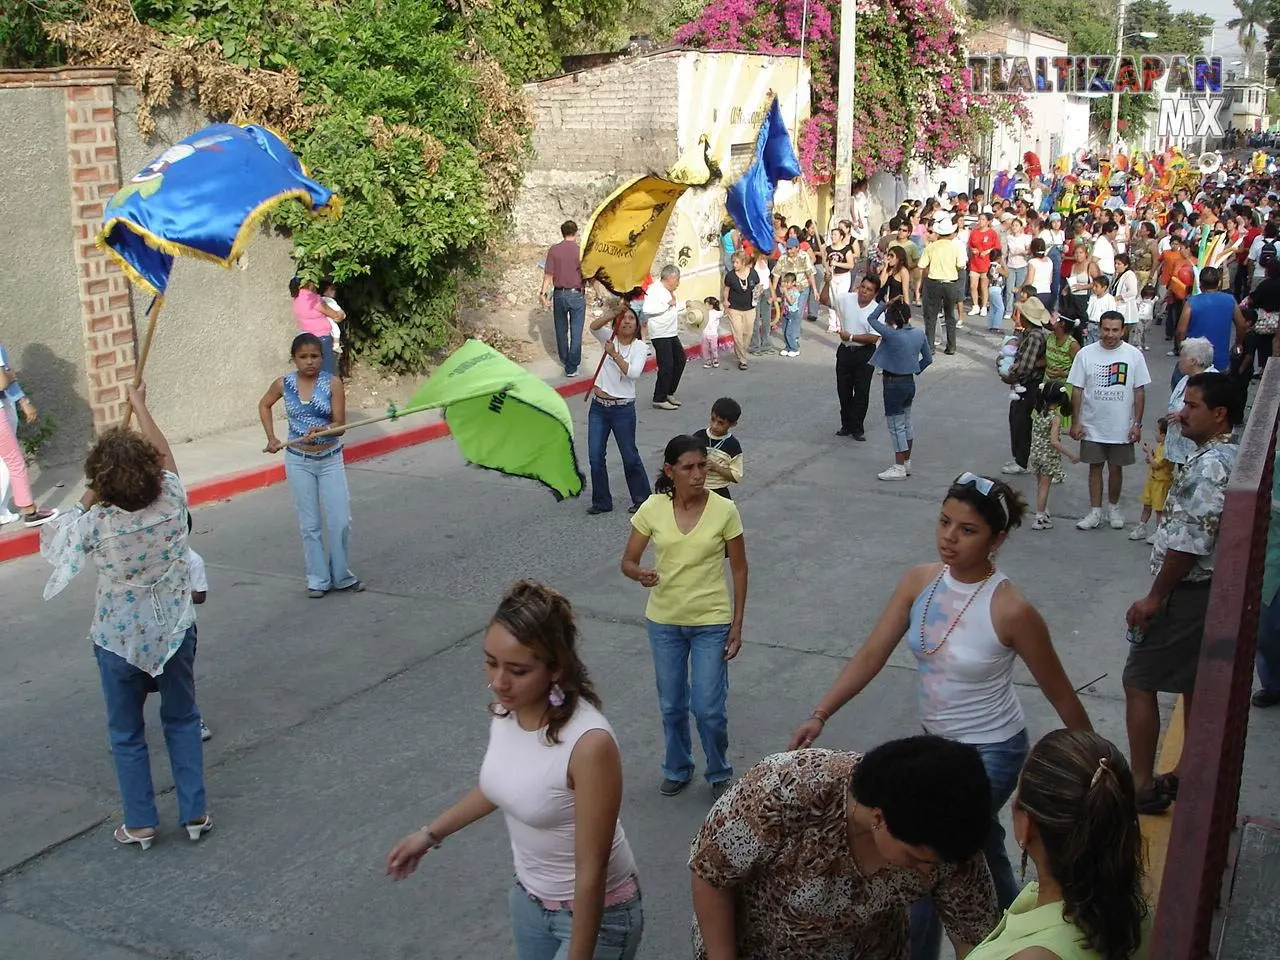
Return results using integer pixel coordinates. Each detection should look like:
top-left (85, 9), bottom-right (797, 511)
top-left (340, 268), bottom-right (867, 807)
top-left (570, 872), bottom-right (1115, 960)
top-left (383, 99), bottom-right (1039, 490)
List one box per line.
top-left (0, 88), bottom-right (94, 462)
top-left (113, 88), bottom-right (298, 444)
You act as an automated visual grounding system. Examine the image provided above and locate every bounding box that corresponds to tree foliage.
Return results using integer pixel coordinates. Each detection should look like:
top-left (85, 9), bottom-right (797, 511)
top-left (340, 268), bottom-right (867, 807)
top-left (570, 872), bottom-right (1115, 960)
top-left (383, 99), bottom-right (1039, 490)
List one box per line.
top-left (41, 0), bottom-right (573, 372)
top-left (674, 0), bottom-right (1027, 183)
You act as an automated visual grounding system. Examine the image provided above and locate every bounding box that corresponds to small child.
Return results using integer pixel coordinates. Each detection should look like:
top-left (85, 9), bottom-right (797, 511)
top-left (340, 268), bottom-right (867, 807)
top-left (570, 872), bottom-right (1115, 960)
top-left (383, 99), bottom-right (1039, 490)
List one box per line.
top-left (1131, 418), bottom-right (1173, 543)
top-left (1085, 275), bottom-right (1116, 345)
top-left (987, 249), bottom-right (1006, 333)
top-left (1135, 283), bottom-right (1158, 352)
top-left (693, 397), bottom-right (744, 500)
top-left (996, 321), bottom-right (1024, 401)
top-left (321, 281), bottom-right (345, 361)
top-left (779, 272), bottom-right (803, 357)
top-left (702, 296), bottom-right (724, 369)
top-left (186, 511), bottom-right (212, 742)
top-left (1029, 381), bottom-right (1080, 530)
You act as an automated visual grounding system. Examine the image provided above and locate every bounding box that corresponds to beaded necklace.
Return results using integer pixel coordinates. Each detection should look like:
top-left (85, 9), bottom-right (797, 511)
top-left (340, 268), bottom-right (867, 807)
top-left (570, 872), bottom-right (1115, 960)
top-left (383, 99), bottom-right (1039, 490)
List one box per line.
top-left (917, 564), bottom-right (997, 656)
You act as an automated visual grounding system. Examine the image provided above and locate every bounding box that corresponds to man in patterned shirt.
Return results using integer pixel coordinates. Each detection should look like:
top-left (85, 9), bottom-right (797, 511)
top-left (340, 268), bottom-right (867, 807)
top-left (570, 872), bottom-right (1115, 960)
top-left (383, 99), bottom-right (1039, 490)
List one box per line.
top-left (1123, 372), bottom-right (1242, 814)
top-left (688, 737), bottom-right (998, 960)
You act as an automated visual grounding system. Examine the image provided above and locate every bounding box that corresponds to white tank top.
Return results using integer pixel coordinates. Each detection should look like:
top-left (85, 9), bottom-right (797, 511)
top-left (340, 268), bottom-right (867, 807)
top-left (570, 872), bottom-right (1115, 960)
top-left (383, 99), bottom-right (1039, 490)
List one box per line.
top-left (906, 567), bottom-right (1026, 744)
top-left (478, 701), bottom-right (637, 901)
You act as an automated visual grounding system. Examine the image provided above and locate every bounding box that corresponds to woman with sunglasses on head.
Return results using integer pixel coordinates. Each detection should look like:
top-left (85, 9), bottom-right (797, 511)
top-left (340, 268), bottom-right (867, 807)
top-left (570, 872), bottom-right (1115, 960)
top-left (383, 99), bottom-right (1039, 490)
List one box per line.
top-left (789, 472), bottom-right (1091, 960)
top-left (966, 729), bottom-right (1149, 960)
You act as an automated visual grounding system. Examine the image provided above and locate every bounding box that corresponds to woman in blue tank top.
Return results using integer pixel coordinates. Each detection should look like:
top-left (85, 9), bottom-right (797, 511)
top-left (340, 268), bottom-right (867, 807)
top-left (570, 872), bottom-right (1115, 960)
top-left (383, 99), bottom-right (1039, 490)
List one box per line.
top-left (258, 333), bottom-right (364, 598)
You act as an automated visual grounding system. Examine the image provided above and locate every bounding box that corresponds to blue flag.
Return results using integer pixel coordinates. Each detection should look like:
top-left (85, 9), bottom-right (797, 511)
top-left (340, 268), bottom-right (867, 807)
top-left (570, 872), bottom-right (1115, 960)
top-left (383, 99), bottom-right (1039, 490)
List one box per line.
top-left (99, 124), bottom-right (337, 294)
top-left (726, 97), bottom-right (802, 257)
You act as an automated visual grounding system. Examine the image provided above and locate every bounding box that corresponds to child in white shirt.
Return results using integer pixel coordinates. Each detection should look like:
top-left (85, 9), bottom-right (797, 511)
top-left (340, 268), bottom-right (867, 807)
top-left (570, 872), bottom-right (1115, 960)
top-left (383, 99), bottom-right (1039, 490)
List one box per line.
top-left (702, 296), bottom-right (724, 369)
top-left (321, 281), bottom-right (346, 362)
top-left (1134, 284), bottom-right (1158, 351)
top-left (187, 511), bottom-right (212, 742)
top-left (1085, 276), bottom-right (1116, 345)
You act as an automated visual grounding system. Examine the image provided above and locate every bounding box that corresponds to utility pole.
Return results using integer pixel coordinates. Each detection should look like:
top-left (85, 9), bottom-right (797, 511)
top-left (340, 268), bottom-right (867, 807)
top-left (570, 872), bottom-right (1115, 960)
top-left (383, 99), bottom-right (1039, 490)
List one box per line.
top-left (832, 0), bottom-right (856, 224)
top-left (1108, 0), bottom-right (1126, 151)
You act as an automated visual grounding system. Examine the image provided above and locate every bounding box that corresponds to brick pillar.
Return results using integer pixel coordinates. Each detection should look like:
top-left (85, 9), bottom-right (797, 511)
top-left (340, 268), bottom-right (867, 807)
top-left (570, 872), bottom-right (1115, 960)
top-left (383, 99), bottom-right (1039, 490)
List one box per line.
top-left (64, 79), bottom-right (136, 431)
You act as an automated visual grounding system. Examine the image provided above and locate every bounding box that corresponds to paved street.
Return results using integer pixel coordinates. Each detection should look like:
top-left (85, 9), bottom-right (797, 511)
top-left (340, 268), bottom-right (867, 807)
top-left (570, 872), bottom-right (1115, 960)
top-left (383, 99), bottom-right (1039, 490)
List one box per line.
top-left (1, 322), bottom-right (1275, 959)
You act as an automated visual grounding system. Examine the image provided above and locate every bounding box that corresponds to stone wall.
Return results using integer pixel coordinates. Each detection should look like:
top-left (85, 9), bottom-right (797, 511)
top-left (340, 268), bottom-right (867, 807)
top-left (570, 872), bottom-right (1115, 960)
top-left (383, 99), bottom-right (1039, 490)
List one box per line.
top-left (0, 68), bottom-right (299, 464)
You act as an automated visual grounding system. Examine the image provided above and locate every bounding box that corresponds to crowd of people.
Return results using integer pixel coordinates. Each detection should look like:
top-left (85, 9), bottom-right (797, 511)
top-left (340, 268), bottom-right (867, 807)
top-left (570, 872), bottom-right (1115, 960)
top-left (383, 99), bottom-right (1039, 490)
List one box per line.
top-left (19, 154), bottom-right (1280, 960)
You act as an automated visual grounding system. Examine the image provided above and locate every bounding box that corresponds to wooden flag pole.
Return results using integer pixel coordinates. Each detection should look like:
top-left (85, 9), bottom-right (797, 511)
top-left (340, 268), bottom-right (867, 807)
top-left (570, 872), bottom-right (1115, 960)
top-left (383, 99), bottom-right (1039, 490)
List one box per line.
top-left (279, 404), bottom-right (431, 449)
top-left (122, 295), bottom-right (165, 428)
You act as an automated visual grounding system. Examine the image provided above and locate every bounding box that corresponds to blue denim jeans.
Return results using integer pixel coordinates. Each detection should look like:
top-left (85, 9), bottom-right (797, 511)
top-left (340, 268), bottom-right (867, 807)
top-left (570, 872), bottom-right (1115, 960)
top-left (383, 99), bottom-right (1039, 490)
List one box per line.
top-left (552, 289), bottom-right (586, 375)
top-left (882, 375), bottom-right (916, 453)
top-left (782, 307), bottom-right (802, 352)
top-left (1258, 597), bottom-right (1280, 693)
top-left (96, 626), bottom-right (206, 828)
top-left (987, 287), bottom-right (1005, 329)
top-left (588, 400), bottom-right (651, 511)
top-left (750, 296), bottom-right (774, 352)
top-left (318, 335), bottom-right (336, 376)
top-left (1006, 267), bottom-right (1027, 309)
top-left (646, 620), bottom-right (732, 784)
top-left (909, 728), bottom-right (1029, 960)
top-left (1048, 247), bottom-right (1063, 310)
top-left (285, 448), bottom-right (357, 592)
top-left (508, 880), bottom-right (643, 960)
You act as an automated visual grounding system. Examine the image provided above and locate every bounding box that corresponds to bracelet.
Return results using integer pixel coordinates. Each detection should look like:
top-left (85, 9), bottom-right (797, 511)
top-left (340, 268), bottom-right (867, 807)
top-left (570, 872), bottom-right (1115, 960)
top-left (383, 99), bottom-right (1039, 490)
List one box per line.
top-left (419, 827), bottom-right (443, 849)
top-left (810, 708), bottom-right (830, 724)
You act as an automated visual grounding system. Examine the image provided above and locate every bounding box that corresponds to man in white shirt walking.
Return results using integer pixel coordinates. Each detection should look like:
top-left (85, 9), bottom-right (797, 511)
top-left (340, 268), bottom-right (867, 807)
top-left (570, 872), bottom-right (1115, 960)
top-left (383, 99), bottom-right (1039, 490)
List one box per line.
top-left (822, 274), bottom-right (883, 440)
top-left (1068, 312), bottom-right (1151, 530)
top-left (643, 265), bottom-right (685, 410)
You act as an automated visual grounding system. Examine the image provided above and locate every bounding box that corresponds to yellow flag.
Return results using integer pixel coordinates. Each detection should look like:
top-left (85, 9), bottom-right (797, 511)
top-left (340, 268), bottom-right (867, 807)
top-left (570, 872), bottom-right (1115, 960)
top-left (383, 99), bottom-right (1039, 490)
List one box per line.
top-left (579, 175), bottom-right (691, 295)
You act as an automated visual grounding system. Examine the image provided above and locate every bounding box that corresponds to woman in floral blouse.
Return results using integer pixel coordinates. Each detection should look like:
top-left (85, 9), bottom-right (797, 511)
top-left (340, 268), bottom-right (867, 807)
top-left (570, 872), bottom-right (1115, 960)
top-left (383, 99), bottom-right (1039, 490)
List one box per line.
top-left (40, 382), bottom-right (211, 851)
top-left (689, 736), bottom-right (999, 960)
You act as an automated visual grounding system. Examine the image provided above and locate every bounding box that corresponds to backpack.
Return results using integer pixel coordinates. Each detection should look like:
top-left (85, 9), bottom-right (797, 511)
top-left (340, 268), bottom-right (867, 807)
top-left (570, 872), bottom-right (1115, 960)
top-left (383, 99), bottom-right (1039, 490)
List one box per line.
top-left (1261, 239), bottom-right (1278, 270)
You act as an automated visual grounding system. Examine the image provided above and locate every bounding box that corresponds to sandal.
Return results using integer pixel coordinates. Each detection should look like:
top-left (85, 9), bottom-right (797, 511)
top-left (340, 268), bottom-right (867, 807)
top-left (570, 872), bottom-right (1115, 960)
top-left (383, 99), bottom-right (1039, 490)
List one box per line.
top-left (738, 361), bottom-right (748, 371)
top-left (115, 824), bottom-right (156, 850)
top-left (1136, 786), bottom-right (1172, 815)
top-left (1153, 772), bottom-right (1179, 799)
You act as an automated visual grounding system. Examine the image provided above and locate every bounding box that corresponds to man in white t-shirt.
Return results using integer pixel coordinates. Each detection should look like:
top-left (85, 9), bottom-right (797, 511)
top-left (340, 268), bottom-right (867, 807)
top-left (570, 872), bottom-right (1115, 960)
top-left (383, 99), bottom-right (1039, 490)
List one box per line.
top-left (642, 264), bottom-right (684, 409)
top-left (1068, 312), bottom-right (1151, 530)
top-left (823, 274), bottom-right (883, 440)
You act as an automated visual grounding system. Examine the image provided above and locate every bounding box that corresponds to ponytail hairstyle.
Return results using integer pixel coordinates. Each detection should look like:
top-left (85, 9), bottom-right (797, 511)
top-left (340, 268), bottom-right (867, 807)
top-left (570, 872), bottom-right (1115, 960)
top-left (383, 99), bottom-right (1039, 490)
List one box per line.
top-left (653, 434), bottom-right (708, 497)
top-left (289, 276), bottom-right (303, 299)
top-left (488, 580), bottom-right (602, 745)
top-left (886, 300), bottom-right (911, 328)
top-left (1037, 379), bottom-right (1073, 418)
top-left (1015, 730), bottom-right (1148, 960)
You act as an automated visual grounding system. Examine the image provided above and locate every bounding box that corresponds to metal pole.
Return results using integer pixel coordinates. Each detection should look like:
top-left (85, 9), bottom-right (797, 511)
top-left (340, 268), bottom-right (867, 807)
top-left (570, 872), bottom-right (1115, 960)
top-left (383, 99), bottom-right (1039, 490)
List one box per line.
top-left (1202, 32), bottom-right (1216, 154)
top-left (833, 0), bottom-right (856, 225)
top-left (1109, 0), bottom-right (1126, 150)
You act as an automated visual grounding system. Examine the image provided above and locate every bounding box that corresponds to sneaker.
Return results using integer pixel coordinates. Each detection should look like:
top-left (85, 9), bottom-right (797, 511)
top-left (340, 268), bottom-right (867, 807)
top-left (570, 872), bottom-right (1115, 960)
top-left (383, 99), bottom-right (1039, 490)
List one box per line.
top-left (1108, 505), bottom-right (1125, 529)
top-left (878, 464), bottom-right (908, 481)
top-left (565, 368), bottom-right (580, 378)
top-left (1252, 688), bottom-right (1280, 708)
top-left (659, 778), bottom-right (690, 797)
top-left (667, 395), bottom-right (682, 406)
top-left (307, 588), bottom-right (327, 598)
top-left (338, 580), bottom-right (366, 593)
top-left (1146, 532), bottom-right (1156, 545)
top-left (710, 780), bottom-right (732, 803)
top-left (933, 335), bottom-right (942, 347)
top-left (1076, 508), bottom-right (1103, 530)
top-left (980, 307), bottom-right (989, 317)
top-left (21, 507), bottom-right (58, 528)
top-left (904, 459), bottom-right (912, 476)
top-left (955, 319), bottom-right (966, 330)
top-left (1136, 786), bottom-right (1172, 815)
top-left (1128, 521), bottom-right (1149, 541)
top-left (1000, 462), bottom-right (1030, 475)
top-left (652, 400), bottom-right (679, 410)
top-left (967, 305), bottom-right (981, 316)
top-left (1166, 350), bottom-right (1177, 357)
top-left (711, 359), bottom-right (720, 368)
top-left (703, 360), bottom-right (714, 369)
top-left (200, 720), bottom-right (213, 742)
top-left (1031, 513), bottom-right (1054, 530)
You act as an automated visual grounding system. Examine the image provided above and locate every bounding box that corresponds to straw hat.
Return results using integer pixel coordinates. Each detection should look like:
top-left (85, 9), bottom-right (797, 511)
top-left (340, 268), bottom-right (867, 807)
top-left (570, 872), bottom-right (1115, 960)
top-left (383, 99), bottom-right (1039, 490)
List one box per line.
top-left (1019, 297), bottom-right (1050, 327)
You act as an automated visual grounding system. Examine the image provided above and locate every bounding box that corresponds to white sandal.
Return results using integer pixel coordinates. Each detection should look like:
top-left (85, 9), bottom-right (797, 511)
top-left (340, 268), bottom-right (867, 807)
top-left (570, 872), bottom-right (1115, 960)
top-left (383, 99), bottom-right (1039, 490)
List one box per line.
top-left (114, 825), bottom-right (155, 850)
top-left (185, 814), bottom-right (214, 842)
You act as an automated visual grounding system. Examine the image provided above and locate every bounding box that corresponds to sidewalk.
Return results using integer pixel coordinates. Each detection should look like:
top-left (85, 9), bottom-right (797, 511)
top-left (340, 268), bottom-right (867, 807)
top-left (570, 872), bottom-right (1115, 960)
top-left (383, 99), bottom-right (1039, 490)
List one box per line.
top-left (0, 334), bottom-right (719, 563)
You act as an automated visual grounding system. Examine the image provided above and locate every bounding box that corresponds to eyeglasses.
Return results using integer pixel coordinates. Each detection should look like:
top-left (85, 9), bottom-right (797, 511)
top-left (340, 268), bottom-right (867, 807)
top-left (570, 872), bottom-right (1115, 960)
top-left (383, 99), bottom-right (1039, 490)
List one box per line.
top-left (952, 472), bottom-right (1010, 530)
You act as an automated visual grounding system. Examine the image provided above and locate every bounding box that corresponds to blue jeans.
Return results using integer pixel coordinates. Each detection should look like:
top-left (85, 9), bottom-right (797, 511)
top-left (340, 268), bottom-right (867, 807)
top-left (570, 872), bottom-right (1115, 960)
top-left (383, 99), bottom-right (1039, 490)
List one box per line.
top-left (1258, 597), bottom-right (1280, 693)
top-left (882, 375), bottom-right (916, 453)
top-left (646, 620), bottom-right (732, 784)
top-left (285, 448), bottom-right (357, 591)
top-left (588, 400), bottom-right (651, 511)
top-left (1048, 247), bottom-right (1063, 310)
top-left (1006, 267), bottom-right (1027, 309)
top-left (987, 287), bottom-right (1005, 328)
top-left (508, 880), bottom-right (643, 960)
top-left (909, 728), bottom-right (1029, 960)
top-left (782, 307), bottom-right (802, 352)
top-left (318, 335), bottom-right (336, 376)
top-left (96, 627), bottom-right (206, 828)
top-left (552, 289), bottom-right (586, 375)
top-left (750, 297), bottom-right (774, 351)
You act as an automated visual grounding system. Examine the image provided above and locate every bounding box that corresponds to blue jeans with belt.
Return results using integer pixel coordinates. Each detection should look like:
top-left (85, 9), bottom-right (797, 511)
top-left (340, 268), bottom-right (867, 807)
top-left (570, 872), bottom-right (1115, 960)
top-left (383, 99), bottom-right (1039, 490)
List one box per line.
top-left (588, 399), bottom-right (651, 511)
top-left (882, 374), bottom-right (916, 453)
top-left (285, 447), bottom-right (357, 592)
top-left (909, 728), bottom-right (1029, 960)
top-left (509, 879), bottom-right (643, 959)
top-left (96, 627), bottom-right (206, 828)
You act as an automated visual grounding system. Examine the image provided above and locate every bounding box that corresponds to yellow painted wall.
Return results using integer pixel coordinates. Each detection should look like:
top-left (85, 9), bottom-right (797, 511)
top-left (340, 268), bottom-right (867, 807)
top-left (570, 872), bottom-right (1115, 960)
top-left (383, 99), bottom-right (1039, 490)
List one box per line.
top-left (667, 52), bottom-right (820, 301)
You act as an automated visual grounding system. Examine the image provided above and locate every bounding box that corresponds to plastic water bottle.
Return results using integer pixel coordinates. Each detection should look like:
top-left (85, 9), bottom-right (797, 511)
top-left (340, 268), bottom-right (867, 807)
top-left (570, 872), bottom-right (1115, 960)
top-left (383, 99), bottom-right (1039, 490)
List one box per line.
top-left (1126, 623), bottom-right (1145, 645)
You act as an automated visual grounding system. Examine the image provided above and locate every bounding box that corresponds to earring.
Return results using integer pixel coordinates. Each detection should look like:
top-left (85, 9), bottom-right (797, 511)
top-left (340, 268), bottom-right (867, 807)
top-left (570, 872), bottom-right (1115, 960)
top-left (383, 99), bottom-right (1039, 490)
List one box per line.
top-left (548, 683), bottom-right (565, 708)
top-left (1019, 846), bottom-right (1029, 883)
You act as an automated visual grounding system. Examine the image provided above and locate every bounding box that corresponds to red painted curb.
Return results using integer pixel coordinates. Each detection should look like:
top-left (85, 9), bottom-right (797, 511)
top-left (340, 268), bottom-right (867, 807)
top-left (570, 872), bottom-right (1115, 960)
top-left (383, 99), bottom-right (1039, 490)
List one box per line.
top-left (0, 335), bottom-right (730, 565)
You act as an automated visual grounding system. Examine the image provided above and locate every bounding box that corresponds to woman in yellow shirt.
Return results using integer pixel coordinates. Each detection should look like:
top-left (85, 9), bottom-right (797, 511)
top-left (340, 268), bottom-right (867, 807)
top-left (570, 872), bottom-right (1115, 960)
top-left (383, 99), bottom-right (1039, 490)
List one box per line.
top-left (967, 729), bottom-right (1149, 960)
top-left (621, 435), bottom-right (748, 802)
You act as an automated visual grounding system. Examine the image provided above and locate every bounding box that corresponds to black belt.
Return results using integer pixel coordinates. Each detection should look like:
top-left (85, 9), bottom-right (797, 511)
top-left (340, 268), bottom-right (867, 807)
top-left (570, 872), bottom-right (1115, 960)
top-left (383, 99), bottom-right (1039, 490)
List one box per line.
top-left (882, 372), bottom-right (914, 379)
top-left (553, 286), bottom-right (582, 292)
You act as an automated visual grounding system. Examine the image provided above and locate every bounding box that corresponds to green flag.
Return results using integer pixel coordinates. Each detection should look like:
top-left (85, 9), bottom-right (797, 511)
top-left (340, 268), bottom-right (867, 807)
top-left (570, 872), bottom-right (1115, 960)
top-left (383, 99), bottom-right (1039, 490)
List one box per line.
top-left (403, 339), bottom-right (584, 500)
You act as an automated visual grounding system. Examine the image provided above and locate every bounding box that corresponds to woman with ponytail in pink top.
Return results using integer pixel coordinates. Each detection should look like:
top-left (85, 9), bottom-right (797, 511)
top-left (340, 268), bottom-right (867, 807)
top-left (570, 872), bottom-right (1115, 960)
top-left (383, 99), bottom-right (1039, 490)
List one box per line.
top-left (289, 277), bottom-right (345, 376)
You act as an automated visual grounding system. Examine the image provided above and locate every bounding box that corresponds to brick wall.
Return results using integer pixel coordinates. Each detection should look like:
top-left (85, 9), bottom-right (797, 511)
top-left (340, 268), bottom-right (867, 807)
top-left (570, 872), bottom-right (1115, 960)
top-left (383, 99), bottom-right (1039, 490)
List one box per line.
top-left (63, 78), bottom-right (135, 430)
